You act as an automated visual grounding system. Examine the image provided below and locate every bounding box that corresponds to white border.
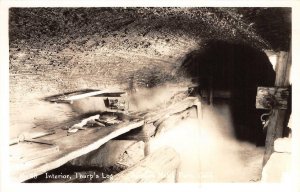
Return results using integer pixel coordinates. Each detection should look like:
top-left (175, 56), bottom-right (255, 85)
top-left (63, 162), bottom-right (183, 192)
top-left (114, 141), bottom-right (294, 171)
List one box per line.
top-left (1, 1), bottom-right (299, 192)
top-left (0, 0), bottom-right (298, 7)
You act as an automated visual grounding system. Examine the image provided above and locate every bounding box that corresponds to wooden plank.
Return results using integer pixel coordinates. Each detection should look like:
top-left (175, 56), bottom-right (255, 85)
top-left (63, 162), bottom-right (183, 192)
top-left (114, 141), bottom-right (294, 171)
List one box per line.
top-left (10, 142), bottom-right (59, 162)
top-left (194, 99), bottom-right (202, 119)
top-left (275, 51), bottom-right (291, 86)
top-left (65, 90), bottom-right (124, 101)
top-left (45, 89), bottom-right (99, 102)
top-left (44, 113), bottom-right (134, 141)
top-left (116, 123), bottom-right (157, 141)
top-left (115, 123), bottom-right (156, 156)
top-left (155, 106), bottom-right (198, 137)
top-left (69, 140), bottom-right (145, 168)
top-left (39, 116), bottom-right (97, 141)
top-left (46, 89), bottom-right (125, 102)
top-left (118, 97), bottom-right (200, 144)
top-left (145, 97), bottom-right (198, 123)
top-left (42, 128), bottom-right (70, 141)
top-left (24, 139), bottom-right (55, 145)
top-left (114, 140), bottom-right (145, 168)
top-left (68, 115), bottom-right (100, 133)
top-left (256, 87), bottom-right (289, 109)
top-left (104, 146), bottom-right (180, 183)
top-left (41, 140), bottom-right (146, 183)
top-left (9, 129), bottom-right (56, 146)
top-left (10, 119), bottom-right (144, 182)
top-left (263, 51), bottom-right (291, 166)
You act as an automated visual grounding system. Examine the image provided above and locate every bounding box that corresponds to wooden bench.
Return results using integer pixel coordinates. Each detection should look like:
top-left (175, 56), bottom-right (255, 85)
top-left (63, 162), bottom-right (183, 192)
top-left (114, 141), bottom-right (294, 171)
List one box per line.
top-left (10, 116), bottom-right (144, 182)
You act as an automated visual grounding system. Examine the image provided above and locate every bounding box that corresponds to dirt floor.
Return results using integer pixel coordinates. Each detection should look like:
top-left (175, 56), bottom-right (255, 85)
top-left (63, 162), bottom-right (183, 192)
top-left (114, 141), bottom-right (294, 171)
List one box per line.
top-left (150, 99), bottom-right (264, 183)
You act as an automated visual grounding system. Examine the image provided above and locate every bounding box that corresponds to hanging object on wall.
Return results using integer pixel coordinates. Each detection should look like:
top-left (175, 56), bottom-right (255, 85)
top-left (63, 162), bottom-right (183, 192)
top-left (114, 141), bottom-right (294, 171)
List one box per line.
top-left (256, 87), bottom-right (289, 110)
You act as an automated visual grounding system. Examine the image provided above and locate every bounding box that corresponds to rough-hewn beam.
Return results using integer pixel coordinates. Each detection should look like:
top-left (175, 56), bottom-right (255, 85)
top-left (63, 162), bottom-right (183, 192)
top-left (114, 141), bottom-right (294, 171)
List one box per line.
top-left (10, 119), bottom-right (144, 182)
top-left (263, 51), bottom-right (291, 166)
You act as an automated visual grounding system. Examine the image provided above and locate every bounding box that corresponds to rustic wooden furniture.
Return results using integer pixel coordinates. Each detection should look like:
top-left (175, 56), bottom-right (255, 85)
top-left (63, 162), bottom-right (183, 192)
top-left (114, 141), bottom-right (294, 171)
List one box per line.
top-left (10, 117), bottom-right (144, 182)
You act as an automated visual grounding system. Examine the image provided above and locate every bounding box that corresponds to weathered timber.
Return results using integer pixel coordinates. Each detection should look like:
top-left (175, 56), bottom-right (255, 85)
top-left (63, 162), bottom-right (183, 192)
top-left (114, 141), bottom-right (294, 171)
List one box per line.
top-left (256, 87), bottom-right (289, 109)
top-left (46, 89), bottom-right (125, 103)
top-left (116, 123), bottom-right (157, 141)
top-left (23, 138), bottom-right (55, 145)
top-left (65, 90), bottom-right (123, 102)
top-left (10, 119), bottom-right (144, 182)
top-left (263, 51), bottom-right (291, 166)
top-left (10, 142), bottom-right (59, 162)
top-left (117, 97), bottom-right (199, 141)
top-left (117, 98), bottom-right (200, 156)
top-left (69, 140), bottom-right (144, 168)
top-left (116, 140), bottom-right (145, 168)
top-left (68, 114), bottom-right (100, 133)
top-left (119, 97), bottom-right (200, 157)
top-left (144, 97), bottom-right (198, 123)
top-left (155, 106), bottom-right (198, 137)
top-left (9, 128), bottom-right (56, 145)
top-left (44, 112), bottom-right (135, 140)
top-left (114, 124), bottom-right (156, 157)
top-left (104, 146), bottom-right (180, 183)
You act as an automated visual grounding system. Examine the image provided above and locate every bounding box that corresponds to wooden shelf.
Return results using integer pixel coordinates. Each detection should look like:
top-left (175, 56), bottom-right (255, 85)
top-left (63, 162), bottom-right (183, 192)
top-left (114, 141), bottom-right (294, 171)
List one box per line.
top-left (10, 118), bottom-right (144, 182)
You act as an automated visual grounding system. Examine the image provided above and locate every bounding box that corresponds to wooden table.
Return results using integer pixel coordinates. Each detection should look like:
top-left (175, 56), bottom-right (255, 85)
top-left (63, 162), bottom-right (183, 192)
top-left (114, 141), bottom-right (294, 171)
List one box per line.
top-left (10, 118), bottom-right (144, 182)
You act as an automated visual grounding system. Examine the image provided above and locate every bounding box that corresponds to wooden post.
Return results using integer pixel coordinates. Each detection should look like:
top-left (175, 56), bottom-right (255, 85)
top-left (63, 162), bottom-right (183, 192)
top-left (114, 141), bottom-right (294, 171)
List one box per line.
top-left (142, 124), bottom-right (151, 156)
top-left (263, 51), bottom-right (291, 166)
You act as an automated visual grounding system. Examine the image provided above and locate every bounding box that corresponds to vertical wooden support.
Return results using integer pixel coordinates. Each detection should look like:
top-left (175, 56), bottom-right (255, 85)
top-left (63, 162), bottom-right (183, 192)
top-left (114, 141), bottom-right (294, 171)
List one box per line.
top-left (144, 139), bottom-right (150, 156)
top-left (194, 100), bottom-right (202, 119)
top-left (141, 124), bottom-right (150, 156)
top-left (263, 51), bottom-right (291, 166)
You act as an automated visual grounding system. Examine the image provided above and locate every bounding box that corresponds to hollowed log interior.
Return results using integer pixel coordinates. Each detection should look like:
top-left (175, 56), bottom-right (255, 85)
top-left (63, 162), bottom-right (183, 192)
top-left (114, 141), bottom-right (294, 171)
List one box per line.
top-left (181, 40), bottom-right (276, 145)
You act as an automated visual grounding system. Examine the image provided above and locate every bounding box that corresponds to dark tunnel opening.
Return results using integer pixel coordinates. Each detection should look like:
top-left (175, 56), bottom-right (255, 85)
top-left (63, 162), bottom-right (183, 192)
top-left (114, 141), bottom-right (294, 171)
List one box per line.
top-left (181, 40), bottom-right (276, 145)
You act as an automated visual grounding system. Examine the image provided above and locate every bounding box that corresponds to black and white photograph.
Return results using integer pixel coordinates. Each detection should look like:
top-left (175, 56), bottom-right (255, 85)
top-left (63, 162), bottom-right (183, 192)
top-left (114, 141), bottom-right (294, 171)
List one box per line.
top-left (0, 1), bottom-right (299, 191)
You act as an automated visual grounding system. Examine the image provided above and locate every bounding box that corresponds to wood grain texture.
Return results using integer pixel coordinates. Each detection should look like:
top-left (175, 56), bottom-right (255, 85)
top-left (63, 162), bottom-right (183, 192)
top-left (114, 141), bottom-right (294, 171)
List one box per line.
top-left (10, 142), bottom-right (59, 162)
top-left (48, 89), bottom-right (125, 102)
top-left (69, 140), bottom-right (144, 168)
top-left (155, 106), bottom-right (198, 137)
top-left (9, 129), bottom-right (56, 145)
top-left (118, 97), bottom-right (199, 142)
top-left (144, 97), bottom-right (198, 123)
top-left (263, 51), bottom-right (291, 166)
top-left (104, 146), bottom-right (180, 183)
top-left (116, 123), bottom-right (157, 141)
top-left (275, 51), bottom-right (291, 86)
top-left (256, 87), bottom-right (289, 109)
top-left (10, 119), bottom-right (144, 182)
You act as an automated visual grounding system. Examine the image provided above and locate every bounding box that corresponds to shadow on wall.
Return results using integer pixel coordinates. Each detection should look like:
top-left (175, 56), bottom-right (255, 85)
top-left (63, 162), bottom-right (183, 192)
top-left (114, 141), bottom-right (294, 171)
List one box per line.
top-left (180, 40), bottom-right (276, 145)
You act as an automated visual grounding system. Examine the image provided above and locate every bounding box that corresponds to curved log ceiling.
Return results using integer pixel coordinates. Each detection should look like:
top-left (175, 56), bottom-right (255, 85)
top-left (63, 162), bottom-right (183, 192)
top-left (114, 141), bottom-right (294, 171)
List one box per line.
top-left (8, 7), bottom-right (291, 141)
top-left (10, 7), bottom-right (290, 51)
